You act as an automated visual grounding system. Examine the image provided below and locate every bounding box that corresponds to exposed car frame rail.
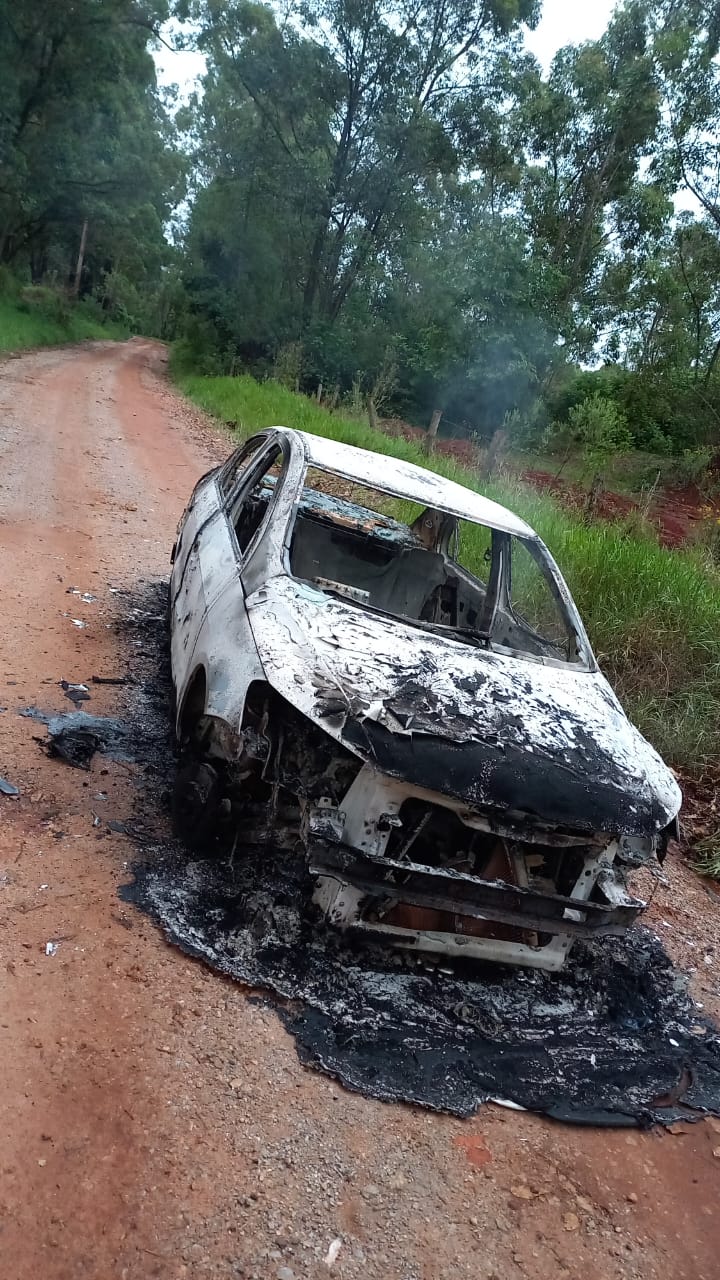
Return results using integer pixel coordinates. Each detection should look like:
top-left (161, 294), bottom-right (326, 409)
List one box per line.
top-left (309, 840), bottom-right (643, 940)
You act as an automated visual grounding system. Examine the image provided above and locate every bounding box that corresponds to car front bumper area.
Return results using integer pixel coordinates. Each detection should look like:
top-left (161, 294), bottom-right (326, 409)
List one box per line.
top-left (305, 766), bottom-right (647, 972)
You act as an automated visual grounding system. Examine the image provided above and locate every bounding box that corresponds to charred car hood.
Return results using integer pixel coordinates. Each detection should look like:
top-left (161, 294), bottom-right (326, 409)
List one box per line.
top-left (247, 578), bottom-right (681, 838)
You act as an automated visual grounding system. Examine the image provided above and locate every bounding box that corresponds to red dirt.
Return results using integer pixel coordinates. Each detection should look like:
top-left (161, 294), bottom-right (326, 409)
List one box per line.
top-left (654, 484), bottom-right (716, 548)
top-left (381, 417), bottom-right (483, 469)
top-left (1, 340), bottom-right (720, 1280)
top-left (521, 468), bottom-right (720, 548)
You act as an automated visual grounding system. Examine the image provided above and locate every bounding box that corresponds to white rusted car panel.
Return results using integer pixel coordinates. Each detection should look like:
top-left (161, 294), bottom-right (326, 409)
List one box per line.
top-left (246, 575), bottom-right (679, 826)
top-left (294, 430), bottom-right (534, 537)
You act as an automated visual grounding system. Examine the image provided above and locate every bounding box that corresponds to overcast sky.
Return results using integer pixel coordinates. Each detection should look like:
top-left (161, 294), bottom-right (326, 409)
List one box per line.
top-left (524, 0), bottom-right (618, 70)
top-left (154, 1), bottom-right (620, 96)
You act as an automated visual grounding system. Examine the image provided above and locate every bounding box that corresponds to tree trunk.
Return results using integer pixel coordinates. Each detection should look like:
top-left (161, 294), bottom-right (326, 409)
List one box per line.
top-left (425, 409), bottom-right (442, 453)
top-left (703, 334), bottom-right (720, 387)
top-left (585, 472), bottom-right (604, 521)
top-left (483, 429), bottom-right (508, 477)
top-left (72, 218), bottom-right (88, 298)
top-left (302, 221), bottom-right (328, 330)
top-left (367, 396), bottom-right (379, 433)
top-left (30, 245), bottom-right (48, 284)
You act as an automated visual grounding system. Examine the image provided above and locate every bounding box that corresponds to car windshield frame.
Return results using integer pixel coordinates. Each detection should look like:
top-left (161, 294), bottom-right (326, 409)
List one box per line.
top-left (283, 462), bottom-right (595, 670)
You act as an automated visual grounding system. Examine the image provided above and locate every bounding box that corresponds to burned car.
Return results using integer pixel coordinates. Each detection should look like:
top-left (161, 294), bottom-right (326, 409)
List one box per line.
top-left (169, 426), bottom-right (681, 971)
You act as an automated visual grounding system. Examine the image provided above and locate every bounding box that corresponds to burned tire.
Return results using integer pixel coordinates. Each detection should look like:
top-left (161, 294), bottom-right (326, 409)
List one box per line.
top-left (172, 759), bottom-right (227, 853)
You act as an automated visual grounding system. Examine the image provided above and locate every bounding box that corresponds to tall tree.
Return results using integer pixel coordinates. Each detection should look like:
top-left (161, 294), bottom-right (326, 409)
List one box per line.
top-left (176, 0), bottom-right (720, 447)
top-left (183, 0), bottom-right (539, 335)
top-left (0, 0), bottom-right (180, 299)
top-left (648, 0), bottom-right (720, 225)
top-left (518, 2), bottom-right (662, 361)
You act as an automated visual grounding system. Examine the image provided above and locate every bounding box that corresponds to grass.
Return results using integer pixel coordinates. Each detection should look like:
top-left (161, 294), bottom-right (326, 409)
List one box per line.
top-left (693, 834), bottom-right (720, 878)
top-left (175, 367), bottom-right (720, 774)
top-left (0, 290), bottom-right (125, 353)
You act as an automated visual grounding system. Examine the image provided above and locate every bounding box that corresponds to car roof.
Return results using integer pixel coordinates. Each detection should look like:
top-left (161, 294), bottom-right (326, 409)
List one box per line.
top-left (283, 428), bottom-right (535, 538)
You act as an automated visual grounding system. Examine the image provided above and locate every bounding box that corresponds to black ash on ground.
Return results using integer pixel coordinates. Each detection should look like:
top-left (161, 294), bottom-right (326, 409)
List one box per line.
top-left (122, 842), bottom-right (720, 1126)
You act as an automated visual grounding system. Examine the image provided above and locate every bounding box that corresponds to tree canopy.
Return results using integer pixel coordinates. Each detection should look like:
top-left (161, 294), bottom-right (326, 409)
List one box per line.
top-left (0, 0), bottom-right (182, 328)
top-left (5, 0), bottom-right (720, 448)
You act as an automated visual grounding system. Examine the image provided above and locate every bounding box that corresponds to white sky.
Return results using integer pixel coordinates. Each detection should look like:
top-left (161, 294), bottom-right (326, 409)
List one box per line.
top-left (523, 0), bottom-right (618, 72)
top-left (154, 2), bottom-right (621, 96)
top-left (154, 24), bottom-right (205, 103)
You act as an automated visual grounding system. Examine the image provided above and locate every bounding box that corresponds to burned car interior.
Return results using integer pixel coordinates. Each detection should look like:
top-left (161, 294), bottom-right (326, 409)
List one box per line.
top-left (170, 427), bottom-right (682, 973)
top-left (237, 463), bottom-right (584, 665)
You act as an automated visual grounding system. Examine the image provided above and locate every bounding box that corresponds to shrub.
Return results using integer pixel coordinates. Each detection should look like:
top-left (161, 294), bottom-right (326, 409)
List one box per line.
top-left (673, 447), bottom-right (714, 490)
top-left (567, 393), bottom-right (634, 469)
top-left (273, 341), bottom-right (304, 390)
top-left (0, 289), bottom-right (126, 352)
top-left (0, 265), bottom-right (21, 298)
top-left (20, 285), bottom-right (71, 327)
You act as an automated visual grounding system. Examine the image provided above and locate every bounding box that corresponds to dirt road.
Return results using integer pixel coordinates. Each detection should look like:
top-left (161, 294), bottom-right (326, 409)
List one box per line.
top-left (1, 339), bottom-right (719, 1280)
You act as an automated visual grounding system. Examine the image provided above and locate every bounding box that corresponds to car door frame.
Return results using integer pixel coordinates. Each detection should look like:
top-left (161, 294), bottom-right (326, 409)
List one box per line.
top-left (174, 431), bottom-right (306, 735)
top-left (223, 433), bottom-right (291, 577)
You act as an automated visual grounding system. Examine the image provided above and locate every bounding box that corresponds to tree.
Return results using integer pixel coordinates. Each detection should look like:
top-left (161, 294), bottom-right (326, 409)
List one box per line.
top-left (518, 3), bottom-right (662, 362)
top-left (182, 0), bottom-right (539, 339)
top-left (174, 0), bottom-right (720, 451)
top-left (0, 0), bottom-right (181, 308)
top-left (647, 0), bottom-right (720, 227)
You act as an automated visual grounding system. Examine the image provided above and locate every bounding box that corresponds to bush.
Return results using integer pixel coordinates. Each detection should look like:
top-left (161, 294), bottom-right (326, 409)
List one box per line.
top-left (503, 405), bottom-right (547, 452)
top-left (543, 365), bottom-right (719, 455)
top-left (273, 341), bottom-right (303, 390)
top-left (0, 265), bottom-right (21, 298)
top-left (20, 284), bottom-right (71, 327)
top-left (169, 316), bottom-right (229, 377)
top-left (0, 289), bottom-right (126, 352)
top-left (543, 393), bottom-right (634, 472)
top-left (673, 447), bottom-right (714, 490)
top-left (567, 394), bottom-right (634, 464)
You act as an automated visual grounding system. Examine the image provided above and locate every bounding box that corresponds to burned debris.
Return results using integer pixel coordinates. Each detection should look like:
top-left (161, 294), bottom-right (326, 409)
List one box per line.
top-left (168, 427), bottom-right (681, 972)
top-left (24, 707), bottom-right (134, 770)
top-left (61, 680), bottom-right (91, 705)
top-left (121, 581), bottom-right (717, 1125)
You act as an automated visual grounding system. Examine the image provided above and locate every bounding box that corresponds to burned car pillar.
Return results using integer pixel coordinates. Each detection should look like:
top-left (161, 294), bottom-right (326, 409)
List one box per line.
top-left (169, 426), bottom-right (682, 972)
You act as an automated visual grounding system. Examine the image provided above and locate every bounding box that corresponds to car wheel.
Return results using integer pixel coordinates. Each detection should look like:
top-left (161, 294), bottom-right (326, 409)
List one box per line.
top-left (172, 759), bottom-right (227, 852)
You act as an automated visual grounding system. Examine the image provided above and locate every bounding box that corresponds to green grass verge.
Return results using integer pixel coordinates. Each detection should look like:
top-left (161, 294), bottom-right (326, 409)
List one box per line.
top-left (0, 291), bottom-right (125, 353)
top-left (175, 368), bottom-right (720, 774)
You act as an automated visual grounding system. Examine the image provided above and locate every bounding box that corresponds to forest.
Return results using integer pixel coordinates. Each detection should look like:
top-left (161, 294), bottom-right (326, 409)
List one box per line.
top-left (3, 0), bottom-right (720, 459)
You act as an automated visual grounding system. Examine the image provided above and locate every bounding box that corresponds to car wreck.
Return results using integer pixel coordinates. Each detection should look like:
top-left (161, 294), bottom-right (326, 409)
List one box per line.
top-left (169, 426), bottom-right (681, 972)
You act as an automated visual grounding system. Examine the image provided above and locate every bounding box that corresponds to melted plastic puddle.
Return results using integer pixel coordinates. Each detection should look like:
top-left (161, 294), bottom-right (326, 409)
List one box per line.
top-left (22, 707), bottom-right (134, 769)
top-left (122, 842), bottom-right (720, 1126)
